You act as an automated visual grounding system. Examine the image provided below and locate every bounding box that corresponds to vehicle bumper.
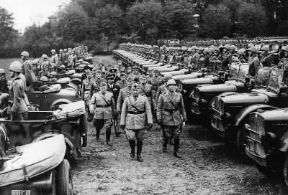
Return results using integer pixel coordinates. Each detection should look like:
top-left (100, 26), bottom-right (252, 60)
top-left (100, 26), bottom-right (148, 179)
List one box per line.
top-left (0, 171), bottom-right (55, 195)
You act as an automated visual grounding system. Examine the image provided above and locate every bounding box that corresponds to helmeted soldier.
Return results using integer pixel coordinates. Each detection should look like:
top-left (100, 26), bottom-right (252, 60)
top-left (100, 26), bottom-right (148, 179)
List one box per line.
top-left (120, 83), bottom-right (153, 162)
top-left (90, 82), bottom-right (115, 146)
top-left (156, 73), bottom-right (172, 103)
top-left (9, 61), bottom-right (30, 120)
top-left (157, 79), bottom-right (187, 158)
top-left (50, 49), bottom-right (59, 70)
top-left (33, 76), bottom-right (49, 92)
top-left (82, 69), bottom-right (93, 120)
top-left (21, 51), bottom-right (36, 90)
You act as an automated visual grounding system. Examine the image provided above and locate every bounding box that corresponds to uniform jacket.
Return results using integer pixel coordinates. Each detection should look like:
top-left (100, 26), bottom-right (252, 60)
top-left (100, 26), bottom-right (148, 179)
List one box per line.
top-left (156, 84), bottom-right (168, 102)
top-left (90, 91), bottom-right (114, 119)
top-left (157, 91), bottom-right (187, 126)
top-left (10, 76), bottom-right (29, 113)
top-left (120, 95), bottom-right (153, 130)
top-left (107, 83), bottom-right (121, 103)
top-left (50, 54), bottom-right (59, 67)
top-left (116, 87), bottom-right (132, 112)
top-left (22, 60), bottom-right (36, 86)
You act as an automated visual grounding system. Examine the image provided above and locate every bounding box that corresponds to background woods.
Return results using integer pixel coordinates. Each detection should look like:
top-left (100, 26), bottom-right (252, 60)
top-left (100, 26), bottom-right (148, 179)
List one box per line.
top-left (1, 0), bottom-right (288, 57)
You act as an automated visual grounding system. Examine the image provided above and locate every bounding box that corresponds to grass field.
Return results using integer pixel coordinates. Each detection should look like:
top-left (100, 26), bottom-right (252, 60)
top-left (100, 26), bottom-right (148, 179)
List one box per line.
top-left (0, 58), bottom-right (18, 72)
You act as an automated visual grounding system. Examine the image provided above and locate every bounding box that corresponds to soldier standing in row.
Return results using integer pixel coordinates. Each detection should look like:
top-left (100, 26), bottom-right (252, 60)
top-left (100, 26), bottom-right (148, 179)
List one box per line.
top-left (157, 79), bottom-right (187, 158)
top-left (117, 77), bottom-right (133, 114)
top-left (90, 82), bottom-right (115, 146)
top-left (9, 61), bottom-right (30, 120)
top-left (120, 83), bottom-right (153, 162)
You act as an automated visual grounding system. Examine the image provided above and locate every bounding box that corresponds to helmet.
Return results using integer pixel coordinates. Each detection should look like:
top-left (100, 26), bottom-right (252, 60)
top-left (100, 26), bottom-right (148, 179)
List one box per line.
top-left (40, 76), bottom-right (48, 82)
top-left (0, 69), bottom-right (5, 74)
top-left (21, 51), bottom-right (29, 57)
top-left (9, 61), bottom-right (22, 73)
top-left (166, 79), bottom-right (176, 86)
top-left (60, 65), bottom-right (66, 69)
top-left (51, 49), bottom-right (56, 53)
top-left (41, 54), bottom-right (48, 59)
top-left (100, 82), bottom-right (107, 87)
top-left (51, 71), bottom-right (57, 76)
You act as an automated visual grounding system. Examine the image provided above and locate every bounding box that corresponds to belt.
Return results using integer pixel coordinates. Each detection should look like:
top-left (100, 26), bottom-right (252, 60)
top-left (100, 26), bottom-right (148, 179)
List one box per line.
top-left (128, 111), bottom-right (145, 115)
top-left (96, 104), bottom-right (111, 108)
top-left (164, 109), bottom-right (178, 113)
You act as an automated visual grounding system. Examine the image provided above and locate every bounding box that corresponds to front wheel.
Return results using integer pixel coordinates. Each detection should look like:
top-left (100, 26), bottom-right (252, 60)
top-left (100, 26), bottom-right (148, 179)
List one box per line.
top-left (56, 159), bottom-right (73, 195)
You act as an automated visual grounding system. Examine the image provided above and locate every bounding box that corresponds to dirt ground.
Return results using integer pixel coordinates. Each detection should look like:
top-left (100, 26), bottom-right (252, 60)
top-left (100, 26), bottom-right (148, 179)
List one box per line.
top-left (71, 55), bottom-right (285, 195)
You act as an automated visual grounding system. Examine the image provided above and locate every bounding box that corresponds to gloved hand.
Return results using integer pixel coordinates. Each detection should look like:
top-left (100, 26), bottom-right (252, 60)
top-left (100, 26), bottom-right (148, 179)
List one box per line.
top-left (120, 125), bottom-right (125, 130)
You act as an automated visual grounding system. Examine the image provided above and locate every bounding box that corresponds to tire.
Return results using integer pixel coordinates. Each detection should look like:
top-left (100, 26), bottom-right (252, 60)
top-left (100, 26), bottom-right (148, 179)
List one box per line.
top-left (236, 126), bottom-right (246, 155)
top-left (56, 159), bottom-right (73, 195)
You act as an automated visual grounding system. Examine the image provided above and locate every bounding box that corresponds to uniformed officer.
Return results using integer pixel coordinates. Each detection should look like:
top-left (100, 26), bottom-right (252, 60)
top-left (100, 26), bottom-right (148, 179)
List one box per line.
top-left (8, 61), bottom-right (30, 120)
top-left (117, 76), bottom-right (133, 114)
top-left (157, 79), bottom-right (187, 158)
top-left (107, 74), bottom-right (121, 136)
top-left (90, 82), bottom-right (115, 146)
top-left (120, 83), bottom-right (153, 162)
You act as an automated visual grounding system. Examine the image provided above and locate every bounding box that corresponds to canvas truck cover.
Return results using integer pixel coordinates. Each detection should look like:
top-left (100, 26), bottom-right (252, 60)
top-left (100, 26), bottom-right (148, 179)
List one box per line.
top-left (0, 134), bottom-right (66, 187)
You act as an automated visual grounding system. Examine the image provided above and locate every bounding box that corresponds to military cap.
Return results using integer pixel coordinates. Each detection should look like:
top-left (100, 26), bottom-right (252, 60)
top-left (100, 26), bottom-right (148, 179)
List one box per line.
top-left (100, 82), bottom-right (107, 87)
top-left (106, 74), bottom-right (114, 80)
top-left (132, 83), bottom-right (139, 90)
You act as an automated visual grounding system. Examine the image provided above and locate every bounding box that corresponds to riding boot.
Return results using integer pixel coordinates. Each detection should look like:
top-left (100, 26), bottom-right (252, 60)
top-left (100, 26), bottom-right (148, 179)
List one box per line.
top-left (106, 128), bottom-right (112, 146)
top-left (136, 140), bottom-right (143, 162)
top-left (174, 138), bottom-right (182, 158)
top-left (129, 140), bottom-right (136, 159)
top-left (96, 129), bottom-right (100, 141)
top-left (162, 137), bottom-right (168, 153)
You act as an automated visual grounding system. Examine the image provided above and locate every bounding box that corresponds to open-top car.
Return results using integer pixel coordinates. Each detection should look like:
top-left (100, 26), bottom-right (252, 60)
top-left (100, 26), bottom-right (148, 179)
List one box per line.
top-left (210, 67), bottom-right (288, 152)
top-left (245, 107), bottom-right (288, 186)
top-left (189, 62), bottom-right (250, 119)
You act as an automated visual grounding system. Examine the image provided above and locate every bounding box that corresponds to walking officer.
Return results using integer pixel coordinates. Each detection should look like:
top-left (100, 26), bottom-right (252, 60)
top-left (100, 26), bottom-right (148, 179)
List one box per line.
top-left (90, 82), bottom-right (115, 146)
top-left (120, 83), bottom-right (153, 162)
top-left (157, 79), bottom-right (187, 158)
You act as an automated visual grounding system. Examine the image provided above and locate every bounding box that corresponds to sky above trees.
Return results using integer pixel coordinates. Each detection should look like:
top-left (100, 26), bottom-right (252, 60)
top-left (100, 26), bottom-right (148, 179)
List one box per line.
top-left (0, 0), bottom-right (70, 32)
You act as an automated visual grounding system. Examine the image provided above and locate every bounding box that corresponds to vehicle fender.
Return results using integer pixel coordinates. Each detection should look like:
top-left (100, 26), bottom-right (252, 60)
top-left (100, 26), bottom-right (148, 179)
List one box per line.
top-left (234, 104), bottom-right (276, 127)
top-left (70, 78), bottom-right (82, 86)
top-left (50, 99), bottom-right (72, 110)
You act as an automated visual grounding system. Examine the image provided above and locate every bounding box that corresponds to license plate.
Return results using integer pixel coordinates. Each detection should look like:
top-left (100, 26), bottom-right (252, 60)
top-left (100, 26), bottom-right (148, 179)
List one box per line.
top-left (11, 190), bottom-right (31, 195)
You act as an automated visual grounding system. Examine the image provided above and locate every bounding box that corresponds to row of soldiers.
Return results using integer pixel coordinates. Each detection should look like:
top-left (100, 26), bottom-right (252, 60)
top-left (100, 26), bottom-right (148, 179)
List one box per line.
top-left (81, 61), bottom-right (186, 162)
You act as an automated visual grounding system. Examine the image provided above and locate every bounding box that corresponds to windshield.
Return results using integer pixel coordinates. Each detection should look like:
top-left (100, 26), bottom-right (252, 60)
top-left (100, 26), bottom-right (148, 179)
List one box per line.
top-left (229, 63), bottom-right (241, 80)
top-left (267, 69), bottom-right (283, 93)
top-left (237, 63), bottom-right (249, 82)
top-left (255, 67), bottom-right (272, 87)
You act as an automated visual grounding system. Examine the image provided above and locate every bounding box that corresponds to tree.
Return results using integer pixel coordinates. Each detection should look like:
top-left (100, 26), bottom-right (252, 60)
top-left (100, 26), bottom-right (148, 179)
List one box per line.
top-left (236, 3), bottom-right (267, 37)
top-left (200, 3), bottom-right (232, 39)
top-left (94, 4), bottom-right (123, 50)
top-left (57, 2), bottom-right (88, 42)
top-left (126, 1), bottom-right (162, 43)
top-left (0, 7), bottom-right (18, 49)
top-left (160, 0), bottom-right (196, 40)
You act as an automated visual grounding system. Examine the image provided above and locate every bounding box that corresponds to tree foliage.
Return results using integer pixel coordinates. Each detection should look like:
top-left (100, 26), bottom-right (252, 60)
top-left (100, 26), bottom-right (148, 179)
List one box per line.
top-left (126, 1), bottom-right (162, 42)
top-left (0, 7), bottom-right (17, 49)
top-left (200, 3), bottom-right (232, 39)
top-left (236, 3), bottom-right (267, 37)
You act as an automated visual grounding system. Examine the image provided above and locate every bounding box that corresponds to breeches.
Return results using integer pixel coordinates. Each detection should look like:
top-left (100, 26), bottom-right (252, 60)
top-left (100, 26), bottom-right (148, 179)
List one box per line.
top-left (125, 128), bottom-right (145, 141)
top-left (163, 125), bottom-right (182, 139)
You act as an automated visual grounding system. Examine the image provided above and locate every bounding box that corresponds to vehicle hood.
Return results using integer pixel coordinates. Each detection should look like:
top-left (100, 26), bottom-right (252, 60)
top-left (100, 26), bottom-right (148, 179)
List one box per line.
top-left (162, 69), bottom-right (188, 76)
top-left (198, 83), bottom-right (237, 93)
top-left (259, 108), bottom-right (288, 121)
top-left (181, 77), bottom-right (214, 85)
top-left (218, 92), bottom-right (269, 104)
top-left (173, 72), bottom-right (202, 80)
